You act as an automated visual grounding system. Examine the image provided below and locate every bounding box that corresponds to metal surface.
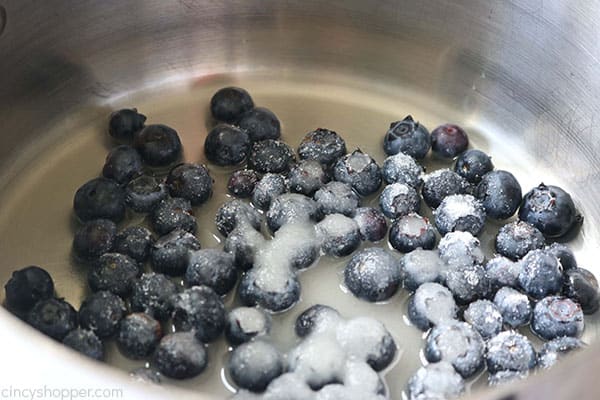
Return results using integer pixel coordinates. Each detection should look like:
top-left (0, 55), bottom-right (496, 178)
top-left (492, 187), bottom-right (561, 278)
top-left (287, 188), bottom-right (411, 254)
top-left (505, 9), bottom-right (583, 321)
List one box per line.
top-left (0, 1), bottom-right (599, 399)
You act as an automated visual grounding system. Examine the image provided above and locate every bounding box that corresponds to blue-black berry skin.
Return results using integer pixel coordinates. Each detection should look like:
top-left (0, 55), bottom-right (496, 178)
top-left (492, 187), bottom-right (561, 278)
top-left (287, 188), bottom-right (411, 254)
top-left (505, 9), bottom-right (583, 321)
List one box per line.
top-left (430, 123), bottom-right (469, 159)
top-left (248, 139), bottom-right (296, 174)
top-left (546, 243), bottom-right (577, 270)
top-left (228, 340), bottom-right (284, 392)
top-left (382, 153), bottom-right (423, 187)
top-left (519, 183), bottom-right (581, 238)
top-left (185, 249), bottom-right (238, 295)
top-left (171, 286), bottom-right (226, 343)
top-left (134, 124), bottom-right (182, 167)
top-left (518, 249), bottom-right (563, 300)
top-left (238, 269), bottom-right (301, 313)
top-left (116, 313), bottom-right (162, 360)
top-left (400, 249), bottom-right (444, 291)
top-left (154, 332), bottom-right (207, 379)
top-left (73, 219), bottom-right (117, 261)
top-left (463, 300), bottom-right (503, 340)
top-left (454, 149), bottom-right (494, 184)
top-left (165, 163), bottom-right (213, 205)
top-left (493, 287), bottom-right (531, 328)
top-left (332, 149), bottom-right (382, 196)
top-left (225, 307), bottom-right (271, 345)
top-left (408, 282), bottom-right (458, 331)
top-left (88, 253), bottom-right (140, 297)
top-left (4, 266), bottom-right (54, 312)
top-left (238, 107), bottom-right (281, 142)
top-left (210, 87), bottom-right (254, 124)
top-left (252, 173), bottom-right (287, 211)
top-left (563, 267), bottom-right (600, 314)
top-left (531, 296), bottom-right (584, 340)
top-left (485, 331), bottom-right (536, 374)
top-left (434, 194), bottom-right (486, 236)
top-left (113, 226), bottom-right (154, 263)
top-left (314, 181), bottom-right (360, 217)
top-left (131, 273), bottom-right (178, 321)
top-left (266, 193), bottom-right (321, 233)
top-left (228, 169), bottom-right (260, 198)
top-left (204, 124), bottom-right (250, 166)
top-left (475, 170), bottom-right (522, 220)
top-left (298, 128), bottom-right (347, 166)
top-left (151, 197), bottom-right (196, 236)
top-left (288, 160), bottom-right (328, 196)
top-left (215, 199), bottom-right (262, 237)
top-left (73, 177), bottom-right (126, 223)
top-left (223, 223), bottom-right (266, 271)
top-left (63, 328), bottom-right (104, 360)
top-left (108, 109), bottom-right (146, 142)
top-left (383, 115), bottom-right (431, 159)
top-left (407, 362), bottom-right (465, 400)
top-left (150, 229), bottom-right (201, 276)
top-left (78, 290), bottom-right (126, 338)
top-left (344, 248), bottom-right (401, 302)
top-left (353, 207), bottom-right (387, 242)
top-left (537, 337), bottom-right (586, 369)
top-left (445, 263), bottom-right (490, 305)
top-left (27, 298), bottom-right (78, 341)
top-left (315, 214), bottom-right (361, 257)
top-left (422, 169), bottom-right (471, 209)
top-left (125, 175), bottom-right (168, 213)
top-left (379, 183), bottom-right (420, 219)
top-left (389, 213), bottom-right (436, 253)
top-left (102, 145), bottom-right (144, 184)
top-left (294, 304), bottom-right (340, 338)
top-left (495, 221), bottom-right (545, 261)
top-left (485, 256), bottom-right (520, 292)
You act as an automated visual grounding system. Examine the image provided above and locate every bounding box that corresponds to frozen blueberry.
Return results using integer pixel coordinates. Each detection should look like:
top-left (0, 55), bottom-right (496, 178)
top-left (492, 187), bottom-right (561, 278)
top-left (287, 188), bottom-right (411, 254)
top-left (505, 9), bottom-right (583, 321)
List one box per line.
top-left (546, 242), bottom-right (577, 270)
top-left (204, 124), bottom-right (250, 166)
top-left (485, 331), bottom-right (536, 374)
top-left (210, 86), bottom-right (254, 124)
top-left (537, 337), bottom-right (586, 369)
top-left (381, 153), bottom-right (423, 187)
top-left (488, 370), bottom-right (528, 387)
top-left (563, 267), bottom-right (599, 314)
top-left (389, 213), bottom-right (436, 253)
top-left (151, 197), bottom-right (196, 236)
top-left (78, 290), bottom-right (126, 338)
top-left (102, 145), bottom-right (144, 185)
top-left (316, 214), bottom-right (361, 257)
top-left (531, 296), bottom-right (584, 340)
top-left (332, 149), bottom-right (382, 196)
top-left (88, 253), bottom-right (140, 296)
top-left (185, 249), bottom-right (237, 295)
top-left (445, 263), bottom-right (489, 305)
top-left (130, 367), bottom-right (162, 384)
top-left (438, 231), bottom-right (485, 269)
top-left (400, 249), bottom-right (444, 291)
top-left (125, 175), bottom-right (168, 213)
top-left (131, 273), bottom-right (178, 320)
top-left (154, 332), bottom-right (207, 379)
top-left (288, 160), bottom-right (328, 196)
top-left (134, 124), bottom-right (182, 167)
top-left (113, 226), bottom-right (154, 263)
top-left (314, 181), bottom-right (359, 217)
top-left (238, 268), bottom-right (301, 313)
top-left (238, 107), bottom-right (281, 142)
top-left (150, 229), bottom-right (201, 276)
top-left (454, 149), bottom-right (494, 184)
top-left (27, 298), bottom-right (77, 341)
top-left (434, 194), bottom-right (486, 236)
top-left (172, 286), bottom-right (226, 342)
top-left (298, 128), bottom-right (347, 166)
top-left (248, 139), bottom-right (296, 174)
top-left (225, 307), bottom-right (271, 345)
top-left (73, 219), bottom-right (116, 261)
top-left (224, 223), bottom-right (266, 271)
top-left (108, 108), bottom-right (146, 142)
top-left (430, 123), bottom-right (469, 159)
top-left (4, 266), bottom-right (54, 312)
top-left (216, 199), bottom-right (262, 237)
top-left (475, 170), bottom-right (522, 220)
top-left (73, 177), bottom-right (126, 223)
top-left (266, 193), bottom-right (321, 233)
top-left (495, 221), bottom-right (545, 261)
top-left (383, 115), bottom-right (431, 159)
top-left (252, 173), bottom-right (287, 210)
top-left (344, 248), bottom-right (401, 302)
top-left (229, 340), bottom-right (284, 392)
top-left (228, 169), bottom-right (260, 198)
top-left (518, 249), bottom-right (563, 299)
top-left (116, 313), bottom-right (162, 359)
top-left (422, 169), bottom-right (470, 209)
top-left (379, 183), bottom-right (420, 219)
top-left (463, 300), bottom-right (503, 340)
top-left (337, 317), bottom-right (397, 371)
top-left (165, 163), bottom-right (213, 205)
top-left (408, 282), bottom-right (457, 331)
top-left (63, 328), bottom-right (104, 360)
top-left (294, 304), bottom-right (341, 338)
top-left (406, 362), bottom-right (465, 400)
top-left (486, 256), bottom-right (520, 292)
top-left (353, 207), bottom-right (387, 242)
top-left (519, 183), bottom-right (581, 238)
top-left (493, 287), bottom-right (531, 328)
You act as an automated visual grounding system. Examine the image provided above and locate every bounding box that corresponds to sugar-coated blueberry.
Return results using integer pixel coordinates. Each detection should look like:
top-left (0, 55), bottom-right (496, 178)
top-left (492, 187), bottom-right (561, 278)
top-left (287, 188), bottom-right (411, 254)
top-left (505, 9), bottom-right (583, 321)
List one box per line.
top-left (294, 304), bottom-right (342, 338)
top-left (422, 169), bottom-right (470, 209)
top-left (563, 267), bottom-right (600, 314)
top-left (332, 149), bottom-right (382, 196)
top-left (73, 219), bottom-right (117, 261)
top-left (252, 173), bottom-right (287, 211)
top-left (475, 170), bottom-right (522, 220)
top-left (444, 263), bottom-right (490, 305)
top-left (4, 266), bottom-right (54, 312)
top-left (495, 221), bottom-right (545, 261)
top-left (215, 199), bottom-right (262, 237)
top-left (434, 194), bottom-right (486, 236)
top-left (400, 249), bottom-right (444, 291)
top-left (485, 256), bottom-right (520, 292)
top-left (531, 296), bottom-right (584, 340)
top-left (438, 231), bottom-right (485, 269)
top-left (316, 214), bottom-right (361, 257)
top-left (238, 268), bottom-right (301, 313)
top-left (546, 242), bottom-right (577, 270)
top-left (63, 328), bottom-right (104, 361)
top-left (314, 181), bottom-right (360, 217)
top-left (267, 193), bottom-right (321, 233)
top-left (381, 153), bottom-right (423, 187)
top-left (228, 169), bottom-right (260, 198)
top-left (108, 108), bottom-right (146, 142)
top-left (383, 115), bottom-right (431, 159)
top-left (113, 226), bottom-right (154, 263)
top-left (210, 86), bottom-right (254, 124)
top-left (134, 124), bottom-right (182, 167)
top-left (493, 286), bottom-right (532, 329)
top-left (430, 123), bottom-right (469, 159)
top-left (248, 139), bottom-right (296, 174)
top-left (224, 223), bottom-right (266, 271)
top-left (379, 183), bottom-right (420, 219)
top-left (151, 197), bottom-right (196, 236)
top-left (116, 313), bottom-right (162, 359)
top-left (185, 249), bottom-right (238, 295)
top-left (485, 331), bottom-right (536, 374)
top-left (454, 149), bottom-right (493, 184)
top-left (388, 213), bottom-right (436, 253)
top-left (288, 160), bottom-right (328, 196)
top-left (238, 107), bottom-right (281, 142)
top-left (297, 128), bottom-right (347, 166)
top-left (406, 362), bottom-right (465, 400)
top-left (518, 249), bottom-right (563, 299)
top-left (229, 340), bottom-right (284, 392)
top-left (204, 124), bottom-right (250, 166)
top-left (150, 229), bottom-right (201, 276)
top-left (408, 282), bottom-right (457, 331)
top-left (337, 317), bottom-right (397, 372)
top-left (344, 248), bottom-right (401, 302)
top-left (353, 207), bottom-right (387, 242)
top-left (125, 175), bottom-right (168, 213)
top-left (131, 273), bottom-right (178, 321)
top-left (171, 286), bottom-right (226, 343)
top-left (165, 163), bottom-right (213, 205)
top-left (154, 332), bottom-right (207, 379)
top-left (537, 337), bottom-right (586, 369)
top-left (488, 370), bottom-right (529, 387)
top-left (463, 300), bottom-right (503, 340)
top-left (225, 307), bottom-right (271, 345)
top-left (78, 290), bottom-right (126, 338)
top-left (88, 253), bottom-right (140, 297)
top-left (73, 177), bottom-right (126, 223)
top-left (27, 298), bottom-right (78, 341)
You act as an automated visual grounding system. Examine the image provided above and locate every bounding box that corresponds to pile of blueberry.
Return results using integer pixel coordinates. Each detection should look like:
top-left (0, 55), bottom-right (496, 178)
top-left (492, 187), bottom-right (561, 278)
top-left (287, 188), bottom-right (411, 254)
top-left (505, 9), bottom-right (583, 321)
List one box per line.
top-left (2, 85), bottom-right (599, 400)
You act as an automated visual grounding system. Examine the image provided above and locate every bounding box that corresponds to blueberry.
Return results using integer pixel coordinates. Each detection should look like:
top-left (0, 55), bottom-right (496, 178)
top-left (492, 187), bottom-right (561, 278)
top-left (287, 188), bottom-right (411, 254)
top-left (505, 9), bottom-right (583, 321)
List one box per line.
top-left (454, 149), bottom-right (494, 184)
top-left (154, 332), bottom-right (207, 379)
top-left (430, 123), bottom-right (469, 159)
top-left (108, 108), bottom-right (146, 142)
top-left (475, 170), bottom-right (522, 220)
top-left (438, 231), bottom-right (485, 269)
top-left (125, 175), bottom-right (168, 213)
top-left (563, 267), bottom-right (599, 314)
top-left (88, 253), bottom-right (140, 296)
top-left (421, 169), bottom-right (470, 209)
top-left (488, 370), bottom-right (529, 387)
top-left (546, 242), bottom-right (577, 270)
top-left (294, 304), bottom-right (341, 338)
top-left (444, 263), bottom-right (490, 305)
top-left (434, 194), bottom-right (486, 236)
top-left (62, 328), bottom-right (104, 360)
top-left (332, 149), bottom-right (382, 196)
top-left (379, 183), bottom-right (420, 219)
top-left (228, 169), bottom-right (260, 198)
top-left (229, 340), bottom-right (284, 392)
top-left (27, 298), bottom-right (77, 341)
top-left (352, 207), bottom-right (387, 242)
top-left (72, 219), bottom-right (116, 261)
top-left (266, 193), bottom-right (321, 233)
top-left (78, 290), bottom-right (126, 338)
top-left (73, 177), bottom-right (126, 223)
top-left (389, 213), bottom-right (436, 253)
top-left (518, 249), bottom-right (563, 299)
top-left (381, 153), bottom-right (424, 187)
top-left (297, 128), bottom-right (347, 166)
top-left (248, 139), bottom-right (296, 173)
top-left (495, 221), bottom-right (545, 261)
top-left (400, 249), bottom-right (444, 291)
top-left (341, 361), bottom-right (387, 396)
top-left (288, 160), bottom-right (328, 196)
top-left (238, 107), bottom-right (281, 141)
top-left (288, 335), bottom-right (346, 390)
top-left (343, 248), bottom-right (401, 302)
top-left (531, 296), bottom-right (584, 340)
top-left (133, 124), bottom-right (182, 167)
top-left (204, 124), bottom-right (250, 166)
top-left (314, 181), bottom-right (359, 217)
top-left (537, 337), bottom-right (586, 369)
top-left (408, 282), bottom-right (457, 331)
top-left (4, 266), bottom-right (54, 312)
top-left (238, 268), bottom-right (301, 313)
top-left (131, 273), bottom-right (178, 321)
top-left (224, 223), bottom-right (266, 271)
top-left (165, 163), bottom-right (213, 205)
top-left (150, 229), bottom-right (201, 276)
top-left (113, 226), bottom-right (154, 263)
top-left (337, 317), bottom-right (397, 371)
top-left (252, 173), bottom-right (287, 210)
top-left (151, 197), bottom-right (196, 236)
top-left (260, 373), bottom-right (314, 399)
top-left (383, 115), bottom-right (431, 159)
top-left (215, 199), bottom-right (262, 237)
top-left (172, 286), bottom-right (226, 342)
top-left (406, 362), bottom-right (465, 400)
top-left (485, 256), bottom-right (520, 292)
top-left (117, 313), bottom-right (162, 359)
top-left (493, 287), bottom-right (531, 328)
top-left (463, 299), bottom-right (503, 340)
top-left (519, 183), bottom-right (581, 238)
top-left (102, 145), bottom-right (144, 184)
top-left (485, 331), bottom-right (536, 374)
top-left (129, 367), bottom-right (162, 384)
top-left (273, 223), bottom-right (319, 270)
top-left (210, 86), bottom-right (254, 124)
top-left (185, 249), bottom-right (237, 295)
top-left (316, 214), bottom-right (361, 257)
top-left (225, 307), bottom-right (271, 345)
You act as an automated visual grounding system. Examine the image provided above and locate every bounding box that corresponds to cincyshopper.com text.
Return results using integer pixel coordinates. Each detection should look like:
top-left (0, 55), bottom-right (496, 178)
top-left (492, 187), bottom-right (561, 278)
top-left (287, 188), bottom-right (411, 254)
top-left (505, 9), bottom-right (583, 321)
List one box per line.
top-left (0, 386), bottom-right (123, 400)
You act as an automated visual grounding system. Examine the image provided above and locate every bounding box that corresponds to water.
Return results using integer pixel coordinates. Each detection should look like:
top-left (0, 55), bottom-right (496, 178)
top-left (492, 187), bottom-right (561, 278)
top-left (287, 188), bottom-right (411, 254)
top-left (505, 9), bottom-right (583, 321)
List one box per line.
top-left (0, 71), bottom-right (598, 399)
